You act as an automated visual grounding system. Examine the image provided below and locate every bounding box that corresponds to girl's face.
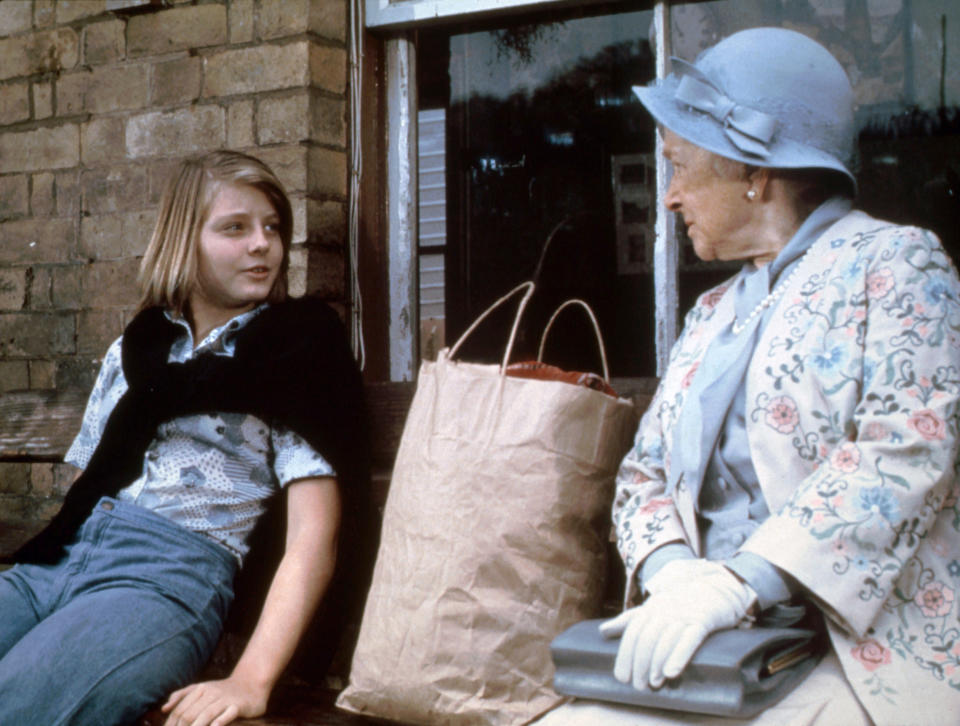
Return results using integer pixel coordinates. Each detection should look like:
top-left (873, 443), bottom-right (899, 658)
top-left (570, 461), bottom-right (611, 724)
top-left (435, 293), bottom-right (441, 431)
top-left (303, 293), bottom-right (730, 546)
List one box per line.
top-left (191, 182), bottom-right (284, 326)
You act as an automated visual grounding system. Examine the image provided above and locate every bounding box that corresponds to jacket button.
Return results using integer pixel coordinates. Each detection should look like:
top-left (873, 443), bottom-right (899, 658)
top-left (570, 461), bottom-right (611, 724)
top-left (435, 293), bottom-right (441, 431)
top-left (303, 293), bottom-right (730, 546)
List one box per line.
top-left (101, 501), bottom-right (114, 511)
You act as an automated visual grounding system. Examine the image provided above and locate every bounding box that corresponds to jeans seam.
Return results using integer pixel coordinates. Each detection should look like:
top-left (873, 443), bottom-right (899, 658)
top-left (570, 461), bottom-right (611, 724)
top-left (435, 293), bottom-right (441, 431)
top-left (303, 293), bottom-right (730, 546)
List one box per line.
top-left (0, 569), bottom-right (45, 643)
top-left (49, 617), bottom-right (209, 726)
top-left (52, 515), bottom-right (108, 612)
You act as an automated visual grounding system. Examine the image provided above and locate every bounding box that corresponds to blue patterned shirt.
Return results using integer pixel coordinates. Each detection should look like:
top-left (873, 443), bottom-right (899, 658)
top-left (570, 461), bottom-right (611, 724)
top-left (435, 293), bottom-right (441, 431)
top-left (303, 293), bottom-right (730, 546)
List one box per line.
top-left (65, 305), bottom-right (335, 562)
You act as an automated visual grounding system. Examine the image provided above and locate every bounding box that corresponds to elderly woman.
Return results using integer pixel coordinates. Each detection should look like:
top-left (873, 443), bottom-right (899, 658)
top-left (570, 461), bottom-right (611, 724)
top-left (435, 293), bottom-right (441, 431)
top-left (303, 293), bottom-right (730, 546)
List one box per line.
top-left (538, 27), bottom-right (960, 726)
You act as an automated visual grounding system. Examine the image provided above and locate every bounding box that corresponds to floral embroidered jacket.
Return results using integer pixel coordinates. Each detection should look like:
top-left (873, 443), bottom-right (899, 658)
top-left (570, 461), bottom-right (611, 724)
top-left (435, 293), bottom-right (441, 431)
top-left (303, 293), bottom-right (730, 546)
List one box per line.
top-left (613, 211), bottom-right (960, 725)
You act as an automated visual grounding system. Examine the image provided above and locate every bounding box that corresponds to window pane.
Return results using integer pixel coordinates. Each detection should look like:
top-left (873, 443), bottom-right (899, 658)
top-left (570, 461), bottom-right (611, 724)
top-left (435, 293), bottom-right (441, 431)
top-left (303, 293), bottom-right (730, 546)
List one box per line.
top-left (668, 0), bottom-right (960, 308)
top-left (419, 7), bottom-right (659, 376)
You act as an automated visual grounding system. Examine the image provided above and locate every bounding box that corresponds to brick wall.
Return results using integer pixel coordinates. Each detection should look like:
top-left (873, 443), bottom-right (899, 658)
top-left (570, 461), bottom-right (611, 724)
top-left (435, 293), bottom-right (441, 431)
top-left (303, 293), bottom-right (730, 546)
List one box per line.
top-left (0, 0), bottom-right (351, 521)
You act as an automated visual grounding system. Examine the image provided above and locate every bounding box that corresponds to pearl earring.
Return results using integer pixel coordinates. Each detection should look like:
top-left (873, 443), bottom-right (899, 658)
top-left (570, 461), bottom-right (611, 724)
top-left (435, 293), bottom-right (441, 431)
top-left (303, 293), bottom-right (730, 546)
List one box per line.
top-left (746, 189), bottom-right (757, 200)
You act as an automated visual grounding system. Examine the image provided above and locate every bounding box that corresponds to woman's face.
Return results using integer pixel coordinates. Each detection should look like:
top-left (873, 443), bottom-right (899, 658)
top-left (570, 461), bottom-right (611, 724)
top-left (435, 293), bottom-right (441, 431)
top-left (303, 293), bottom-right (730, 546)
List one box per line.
top-left (662, 129), bottom-right (757, 262)
top-left (191, 182), bottom-right (284, 323)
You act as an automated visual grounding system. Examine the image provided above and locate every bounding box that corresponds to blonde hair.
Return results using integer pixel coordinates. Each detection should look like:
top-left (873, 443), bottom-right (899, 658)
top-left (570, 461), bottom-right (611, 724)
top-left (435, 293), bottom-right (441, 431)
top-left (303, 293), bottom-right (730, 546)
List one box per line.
top-left (137, 150), bottom-right (293, 314)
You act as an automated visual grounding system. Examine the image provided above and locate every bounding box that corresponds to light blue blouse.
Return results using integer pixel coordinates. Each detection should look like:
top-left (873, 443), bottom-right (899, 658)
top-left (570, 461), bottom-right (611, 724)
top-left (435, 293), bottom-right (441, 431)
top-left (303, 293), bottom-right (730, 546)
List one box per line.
top-left (65, 305), bottom-right (335, 562)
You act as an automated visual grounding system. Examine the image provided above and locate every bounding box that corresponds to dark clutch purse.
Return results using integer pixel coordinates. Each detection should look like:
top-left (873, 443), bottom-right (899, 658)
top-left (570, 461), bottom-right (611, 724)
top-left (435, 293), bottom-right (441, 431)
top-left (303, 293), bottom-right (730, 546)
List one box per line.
top-left (551, 605), bottom-right (825, 719)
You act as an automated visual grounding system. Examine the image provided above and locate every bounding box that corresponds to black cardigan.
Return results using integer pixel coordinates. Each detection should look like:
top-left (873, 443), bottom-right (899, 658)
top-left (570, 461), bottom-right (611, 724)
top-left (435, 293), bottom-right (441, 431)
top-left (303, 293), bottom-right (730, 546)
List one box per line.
top-left (16, 296), bottom-right (371, 676)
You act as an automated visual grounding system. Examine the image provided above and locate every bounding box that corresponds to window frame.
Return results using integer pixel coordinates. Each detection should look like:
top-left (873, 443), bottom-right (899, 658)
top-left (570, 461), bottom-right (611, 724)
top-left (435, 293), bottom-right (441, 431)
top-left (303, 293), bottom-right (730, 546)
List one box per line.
top-left (368, 0), bottom-right (678, 380)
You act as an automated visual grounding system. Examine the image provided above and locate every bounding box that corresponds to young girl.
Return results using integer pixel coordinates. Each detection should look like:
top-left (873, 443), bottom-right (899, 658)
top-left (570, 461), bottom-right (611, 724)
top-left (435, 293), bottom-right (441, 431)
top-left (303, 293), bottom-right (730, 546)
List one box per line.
top-left (0, 151), bottom-right (367, 726)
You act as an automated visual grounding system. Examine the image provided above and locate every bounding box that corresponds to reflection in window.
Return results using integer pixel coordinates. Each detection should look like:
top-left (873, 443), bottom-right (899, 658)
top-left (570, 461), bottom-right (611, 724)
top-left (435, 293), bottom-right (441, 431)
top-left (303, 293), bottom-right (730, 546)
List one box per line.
top-left (670, 0), bottom-right (960, 268)
top-left (418, 108), bottom-right (447, 360)
top-left (419, 8), bottom-right (658, 376)
top-left (413, 1), bottom-right (960, 375)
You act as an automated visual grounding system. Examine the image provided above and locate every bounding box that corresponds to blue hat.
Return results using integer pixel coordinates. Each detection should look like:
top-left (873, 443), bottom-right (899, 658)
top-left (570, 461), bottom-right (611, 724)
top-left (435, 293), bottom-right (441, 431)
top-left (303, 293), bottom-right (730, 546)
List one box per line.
top-left (633, 27), bottom-right (856, 189)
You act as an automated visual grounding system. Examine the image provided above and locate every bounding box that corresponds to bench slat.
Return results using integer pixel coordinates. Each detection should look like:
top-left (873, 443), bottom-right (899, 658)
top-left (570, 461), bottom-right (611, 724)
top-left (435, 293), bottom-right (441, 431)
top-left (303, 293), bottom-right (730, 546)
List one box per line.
top-left (0, 388), bottom-right (87, 462)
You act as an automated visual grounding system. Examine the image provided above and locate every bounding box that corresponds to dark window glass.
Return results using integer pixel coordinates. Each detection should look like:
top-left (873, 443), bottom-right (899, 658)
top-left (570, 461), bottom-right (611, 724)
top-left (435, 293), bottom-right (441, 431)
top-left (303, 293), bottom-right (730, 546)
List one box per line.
top-left (419, 6), bottom-right (659, 375)
top-left (416, 0), bottom-right (960, 375)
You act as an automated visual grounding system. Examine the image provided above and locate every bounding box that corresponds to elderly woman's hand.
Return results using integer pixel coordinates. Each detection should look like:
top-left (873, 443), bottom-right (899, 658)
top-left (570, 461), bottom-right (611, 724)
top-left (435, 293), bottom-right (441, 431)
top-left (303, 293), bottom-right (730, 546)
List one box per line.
top-left (600, 561), bottom-right (757, 689)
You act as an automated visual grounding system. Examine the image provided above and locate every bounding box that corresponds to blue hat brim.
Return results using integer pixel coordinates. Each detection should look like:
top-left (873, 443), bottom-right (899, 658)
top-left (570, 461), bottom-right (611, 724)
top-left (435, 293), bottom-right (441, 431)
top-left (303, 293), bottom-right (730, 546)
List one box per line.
top-left (632, 77), bottom-right (856, 191)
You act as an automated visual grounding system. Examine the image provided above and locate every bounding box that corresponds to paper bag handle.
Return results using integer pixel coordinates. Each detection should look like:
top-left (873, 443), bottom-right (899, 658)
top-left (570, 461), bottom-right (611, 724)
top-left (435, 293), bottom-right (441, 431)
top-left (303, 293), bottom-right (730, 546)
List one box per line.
top-left (537, 299), bottom-right (611, 382)
top-left (448, 281), bottom-right (535, 371)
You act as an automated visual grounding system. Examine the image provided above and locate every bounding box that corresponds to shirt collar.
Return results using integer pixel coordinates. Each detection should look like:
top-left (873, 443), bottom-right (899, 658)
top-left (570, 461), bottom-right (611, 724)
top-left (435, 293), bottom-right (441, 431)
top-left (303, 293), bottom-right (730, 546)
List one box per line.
top-left (163, 303), bottom-right (269, 358)
top-left (766, 195), bottom-right (853, 283)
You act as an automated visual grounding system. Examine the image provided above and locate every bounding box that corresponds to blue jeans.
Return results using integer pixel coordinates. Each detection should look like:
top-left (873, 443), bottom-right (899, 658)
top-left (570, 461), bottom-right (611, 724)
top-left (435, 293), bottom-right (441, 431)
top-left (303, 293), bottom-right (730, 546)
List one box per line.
top-left (0, 497), bottom-right (237, 726)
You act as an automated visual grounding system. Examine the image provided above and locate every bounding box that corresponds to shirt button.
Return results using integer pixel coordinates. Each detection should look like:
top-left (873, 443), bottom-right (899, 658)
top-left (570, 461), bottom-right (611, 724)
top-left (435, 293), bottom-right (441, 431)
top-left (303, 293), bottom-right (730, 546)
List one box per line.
top-left (718, 477), bottom-right (728, 490)
top-left (101, 500), bottom-right (114, 511)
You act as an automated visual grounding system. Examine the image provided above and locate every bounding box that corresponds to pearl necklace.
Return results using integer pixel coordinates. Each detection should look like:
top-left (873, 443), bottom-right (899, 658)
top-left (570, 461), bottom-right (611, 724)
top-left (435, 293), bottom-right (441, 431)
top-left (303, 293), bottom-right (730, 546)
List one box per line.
top-left (731, 246), bottom-right (815, 335)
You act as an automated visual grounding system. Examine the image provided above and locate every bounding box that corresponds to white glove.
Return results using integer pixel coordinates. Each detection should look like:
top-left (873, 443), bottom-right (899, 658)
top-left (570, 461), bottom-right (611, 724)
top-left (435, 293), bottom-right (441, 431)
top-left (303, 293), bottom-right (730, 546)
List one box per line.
top-left (638, 556), bottom-right (724, 596)
top-left (600, 560), bottom-right (757, 689)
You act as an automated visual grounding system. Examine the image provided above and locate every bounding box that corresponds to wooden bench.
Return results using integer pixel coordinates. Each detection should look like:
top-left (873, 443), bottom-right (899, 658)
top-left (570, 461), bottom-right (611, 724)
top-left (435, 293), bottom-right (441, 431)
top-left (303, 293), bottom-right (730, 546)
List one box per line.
top-left (0, 377), bottom-right (655, 724)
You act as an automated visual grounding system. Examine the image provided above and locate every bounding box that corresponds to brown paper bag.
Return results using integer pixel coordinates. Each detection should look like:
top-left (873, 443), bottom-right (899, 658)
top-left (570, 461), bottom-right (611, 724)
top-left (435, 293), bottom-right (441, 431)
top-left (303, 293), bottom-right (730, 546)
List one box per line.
top-left (337, 283), bottom-right (638, 725)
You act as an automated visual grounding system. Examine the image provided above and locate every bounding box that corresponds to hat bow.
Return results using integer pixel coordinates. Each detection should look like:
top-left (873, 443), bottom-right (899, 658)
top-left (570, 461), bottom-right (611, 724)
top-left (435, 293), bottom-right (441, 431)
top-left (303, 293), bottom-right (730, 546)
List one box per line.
top-left (674, 70), bottom-right (777, 158)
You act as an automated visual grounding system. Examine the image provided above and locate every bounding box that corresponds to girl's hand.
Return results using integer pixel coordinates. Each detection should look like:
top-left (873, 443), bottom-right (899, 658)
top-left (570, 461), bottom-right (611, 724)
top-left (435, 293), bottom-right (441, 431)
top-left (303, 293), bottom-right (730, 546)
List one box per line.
top-left (161, 677), bottom-right (268, 726)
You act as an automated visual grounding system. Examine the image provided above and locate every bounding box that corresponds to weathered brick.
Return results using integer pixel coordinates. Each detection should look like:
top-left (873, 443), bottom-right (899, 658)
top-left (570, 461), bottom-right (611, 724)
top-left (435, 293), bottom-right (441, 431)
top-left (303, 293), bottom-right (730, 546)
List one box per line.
top-left (81, 165), bottom-right (149, 215)
top-left (77, 307), bottom-right (125, 356)
top-left (0, 28), bottom-right (79, 81)
top-left (0, 463), bottom-right (29, 494)
top-left (288, 195), bottom-right (306, 243)
top-left (305, 245), bottom-right (345, 299)
top-left (80, 258), bottom-right (140, 307)
top-left (0, 81), bottom-right (30, 125)
top-left (0, 1), bottom-right (33, 37)
top-left (0, 218), bottom-right (75, 264)
top-left (287, 245), bottom-right (307, 297)
top-left (0, 124), bottom-right (79, 173)
top-left (32, 462), bottom-right (76, 496)
top-left (29, 265), bottom-right (54, 309)
top-left (0, 175), bottom-right (29, 221)
top-left (0, 268), bottom-right (27, 310)
top-left (31, 463), bottom-right (55, 497)
top-left (31, 172), bottom-right (55, 217)
top-left (307, 146), bottom-right (346, 197)
top-left (227, 99), bottom-right (254, 149)
top-left (50, 265), bottom-right (83, 309)
top-left (204, 41), bottom-right (309, 97)
top-left (256, 145), bottom-right (307, 192)
top-left (257, 92), bottom-right (309, 145)
top-left (148, 159), bottom-right (181, 204)
top-left (86, 63), bottom-right (149, 113)
top-left (311, 95), bottom-right (346, 147)
top-left (0, 360), bottom-right (29, 392)
top-left (0, 312), bottom-right (74, 357)
top-left (55, 170), bottom-right (81, 217)
top-left (36, 495), bottom-right (66, 520)
top-left (78, 215), bottom-right (122, 261)
top-left (34, 0), bottom-right (56, 29)
top-left (259, 0), bottom-right (311, 40)
top-left (83, 18), bottom-right (125, 65)
top-left (56, 0), bottom-right (106, 24)
top-left (56, 357), bottom-right (99, 391)
top-left (56, 69), bottom-right (89, 116)
top-left (80, 211), bottom-right (154, 260)
top-left (309, 43), bottom-right (346, 95)
top-left (309, 199), bottom-right (346, 247)
top-left (229, 0), bottom-right (254, 44)
top-left (81, 116), bottom-right (126, 165)
top-left (52, 464), bottom-right (76, 495)
top-left (128, 4), bottom-right (227, 57)
top-left (33, 80), bottom-right (53, 119)
top-left (126, 105), bottom-right (224, 158)
top-left (310, 0), bottom-right (347, 43)
top-left (29, 359), bottom-right (57, 389)
top-left (151, 55), bottom-right (201, 106)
